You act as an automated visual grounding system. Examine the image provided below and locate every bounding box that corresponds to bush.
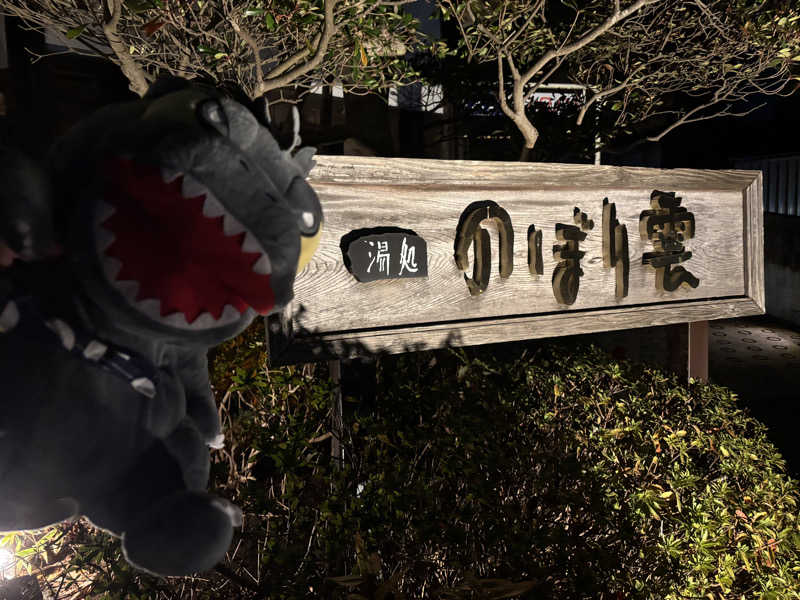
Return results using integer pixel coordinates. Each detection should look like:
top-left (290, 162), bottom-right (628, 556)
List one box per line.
top-left (6, 322), bottom-right (800, 599)
top-left (322, 343), bottom-right (800, 599)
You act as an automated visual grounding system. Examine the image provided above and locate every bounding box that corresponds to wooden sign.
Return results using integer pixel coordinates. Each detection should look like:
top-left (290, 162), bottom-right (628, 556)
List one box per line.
top-left (267, 157), bottom-right (763, 363)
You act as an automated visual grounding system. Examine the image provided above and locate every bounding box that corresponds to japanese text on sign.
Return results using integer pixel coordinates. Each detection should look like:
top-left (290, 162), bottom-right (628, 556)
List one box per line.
top-left (453, 190), bottom-right (698, 304)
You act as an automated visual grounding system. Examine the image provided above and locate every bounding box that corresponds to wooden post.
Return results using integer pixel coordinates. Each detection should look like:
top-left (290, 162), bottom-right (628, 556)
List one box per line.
top-left (265, 304), bottom-right (293, 368)
top-left (328, 359), bottom-right (344, 469)
top-left (688, 320), bottom-right (709, 382)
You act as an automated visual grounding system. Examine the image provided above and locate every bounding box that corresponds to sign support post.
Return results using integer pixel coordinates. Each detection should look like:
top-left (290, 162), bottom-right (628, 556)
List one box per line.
top-left (328, 359), bottom-right (344, 470)
top-left (688, 320), bottom-right (710, 382)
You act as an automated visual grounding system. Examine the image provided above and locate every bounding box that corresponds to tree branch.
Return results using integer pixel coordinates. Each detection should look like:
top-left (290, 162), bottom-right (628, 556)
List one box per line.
top-left (497, 53), bottom-right (510, 116)
top-left (576, 67), bottom-right (644, 125)
top-left (522, 57), bottom-right (564, 103)
top-left (229, 16), bottom-right (264, 95)
top-left (259, 0), bottom-right (340, 94)
top-left (496, 53), bottom-right (538, 156)
top-left (101, 0), bottom-right (150, 95)
top-left (214, 564), bottom-right (263, 594)
top-left (519, 0), bottom-right (661, 88)
top-left (645, 96), bottom-right (765, 143)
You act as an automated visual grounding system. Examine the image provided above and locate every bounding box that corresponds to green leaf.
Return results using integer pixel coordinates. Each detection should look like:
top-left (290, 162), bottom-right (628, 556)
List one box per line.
top-left (265, 13), bottom-right (276, 31)
top-left (66, 24), bottom-right (87, 39)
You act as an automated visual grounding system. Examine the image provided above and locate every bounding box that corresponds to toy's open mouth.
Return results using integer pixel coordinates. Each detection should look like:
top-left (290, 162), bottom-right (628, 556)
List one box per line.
top-left (95, 157), bottom-right (275, 329)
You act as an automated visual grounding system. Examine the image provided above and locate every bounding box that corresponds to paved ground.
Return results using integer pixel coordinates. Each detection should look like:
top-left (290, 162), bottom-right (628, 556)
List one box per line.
top-left (708, 315), bottom-right (800, 477)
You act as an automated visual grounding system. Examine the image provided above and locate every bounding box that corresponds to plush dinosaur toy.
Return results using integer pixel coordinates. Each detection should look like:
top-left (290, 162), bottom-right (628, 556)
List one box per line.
top-left (0, 77), bottom-right (322, 576)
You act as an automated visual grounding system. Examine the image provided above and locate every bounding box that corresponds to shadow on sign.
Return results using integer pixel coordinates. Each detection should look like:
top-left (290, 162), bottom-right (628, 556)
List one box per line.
top-left (265, 304), bottom-right (464, 366)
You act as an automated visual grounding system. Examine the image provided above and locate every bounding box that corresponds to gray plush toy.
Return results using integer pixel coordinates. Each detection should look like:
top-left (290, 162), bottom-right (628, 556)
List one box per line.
top-left (0, 78), bottom-right (322, 576)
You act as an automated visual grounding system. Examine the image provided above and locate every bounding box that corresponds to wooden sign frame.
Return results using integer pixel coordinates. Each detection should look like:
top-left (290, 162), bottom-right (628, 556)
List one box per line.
top-left (267, 157), bottom-right (763, 364)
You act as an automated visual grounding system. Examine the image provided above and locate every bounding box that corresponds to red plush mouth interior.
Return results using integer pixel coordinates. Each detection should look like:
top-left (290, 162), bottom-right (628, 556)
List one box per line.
top-left (99, 157), bottom-right (275, 323)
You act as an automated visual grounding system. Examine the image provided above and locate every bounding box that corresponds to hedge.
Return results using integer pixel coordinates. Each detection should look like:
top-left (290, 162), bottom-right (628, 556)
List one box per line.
top-left (4, 321), bottom-right (799, 599)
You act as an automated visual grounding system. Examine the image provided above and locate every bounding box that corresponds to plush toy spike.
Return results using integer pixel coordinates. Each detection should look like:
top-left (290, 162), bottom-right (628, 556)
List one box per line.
top-left (0, 77), bottom-right (323, 577)
top-left (293, 146), bottom-right (318, 177)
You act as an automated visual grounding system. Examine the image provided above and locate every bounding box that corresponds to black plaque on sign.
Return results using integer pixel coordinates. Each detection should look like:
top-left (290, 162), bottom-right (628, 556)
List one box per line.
top-left (341, 228), bottom-right (428, 282)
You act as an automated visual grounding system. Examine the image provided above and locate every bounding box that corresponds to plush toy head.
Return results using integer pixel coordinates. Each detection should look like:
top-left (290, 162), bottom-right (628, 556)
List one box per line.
top-left (0, 78), bottom-right (322, 577)
top-left (49, 76), bottom-right (323, 345)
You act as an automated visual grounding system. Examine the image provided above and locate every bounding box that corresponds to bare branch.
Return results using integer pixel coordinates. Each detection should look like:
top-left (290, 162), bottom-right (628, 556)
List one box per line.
top-left (229, 16), bottom-right (263, 95)
top-left (519, 0), bottom-right (661, 87)
top-left (645, 98), bottom-right (766, 143)
top-left (258, 0), bottom-right (340, 94)
top-left (496, 53), bottom-right (510, 116)
top-left (576, 67), bottom-right (644, 125)
top-left (496, 52), bottom-right (538, 154)
top-left (101, 0), bottom-right (149, 95)
top-left (522, 57), bottom-right (564, 103)
top-left (265, 32), bottom-right (323, 79)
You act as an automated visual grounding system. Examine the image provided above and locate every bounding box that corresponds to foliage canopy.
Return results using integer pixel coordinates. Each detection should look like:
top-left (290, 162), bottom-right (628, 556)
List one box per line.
top-left (437, 0), bottom-right (800, 157)
top-left (0, 0), bottom-right (430, 99)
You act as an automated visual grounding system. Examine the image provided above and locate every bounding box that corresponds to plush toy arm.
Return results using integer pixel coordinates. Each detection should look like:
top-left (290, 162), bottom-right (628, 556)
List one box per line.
top-left (0, 145), bottom-right (59, 264)
top-left (122, 490), bottom-right (242, 577)
top-left (85, 428), bottom-right (240, 577)
top-left (0, 497), bottom-right (79, 533)
top-left (175, 349), bottom-right (224, 449)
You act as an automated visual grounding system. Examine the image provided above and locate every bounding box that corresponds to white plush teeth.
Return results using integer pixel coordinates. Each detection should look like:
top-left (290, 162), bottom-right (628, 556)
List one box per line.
top-left (162, 311), bottom-right (190, 328)
top-left (45, 319), bottom-right (75, 350)
top-left (0, 300), bottom-right (20, 333)
top-left (188, 311), bottom-right (216, 329)
top-left (136, 298), bottom-right (162, 320)
top-left (161, 165), bottom-right (182, 184)
top-left (221, 304), bottom-right (241, 322)
top-left (83, 340), bottom-right (108, 361)
top-left (302, 211), bottom-right (315, 229)
top-left (181, 173), bottom-right (207, 199)
top-left (252, 254), bottom-right (271, 275)
top-left (208, 433), bottom-right (225, 449)
top-left (115, 280), bottom-right (140, 303)
top-left (223, 213), bottom-right (247, 236)
top-left (241, 231), bottom-right (262, 253)
top-left (95, 201), bottom-right (116, 227)
top-left (103, 257), bottom-right (122, 283)
top-left (131, 377), bottom-right (156, 398)
top-left (202, 192), bottom-right (226, 218)
top-left (96, 228), bottom-right (116, 254)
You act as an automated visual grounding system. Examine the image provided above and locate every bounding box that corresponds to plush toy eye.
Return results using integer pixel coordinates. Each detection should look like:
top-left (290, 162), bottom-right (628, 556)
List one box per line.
top-left (285, 176), bottom-right (321, 237)
top-left (197, 99), bottom-right (229, 136)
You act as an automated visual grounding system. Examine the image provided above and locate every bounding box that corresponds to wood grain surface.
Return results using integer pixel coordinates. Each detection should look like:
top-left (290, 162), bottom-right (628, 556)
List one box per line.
top-left (269, 157), bottom-right (765, 362)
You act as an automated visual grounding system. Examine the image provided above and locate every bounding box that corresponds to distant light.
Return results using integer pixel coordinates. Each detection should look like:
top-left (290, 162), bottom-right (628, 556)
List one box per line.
top-left (0, 547), bottom-right (15, 579)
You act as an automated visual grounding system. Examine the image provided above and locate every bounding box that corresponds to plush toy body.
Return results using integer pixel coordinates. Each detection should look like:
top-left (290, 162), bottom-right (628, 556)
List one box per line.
top-left (0, 79), bottom-right (322, 576)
